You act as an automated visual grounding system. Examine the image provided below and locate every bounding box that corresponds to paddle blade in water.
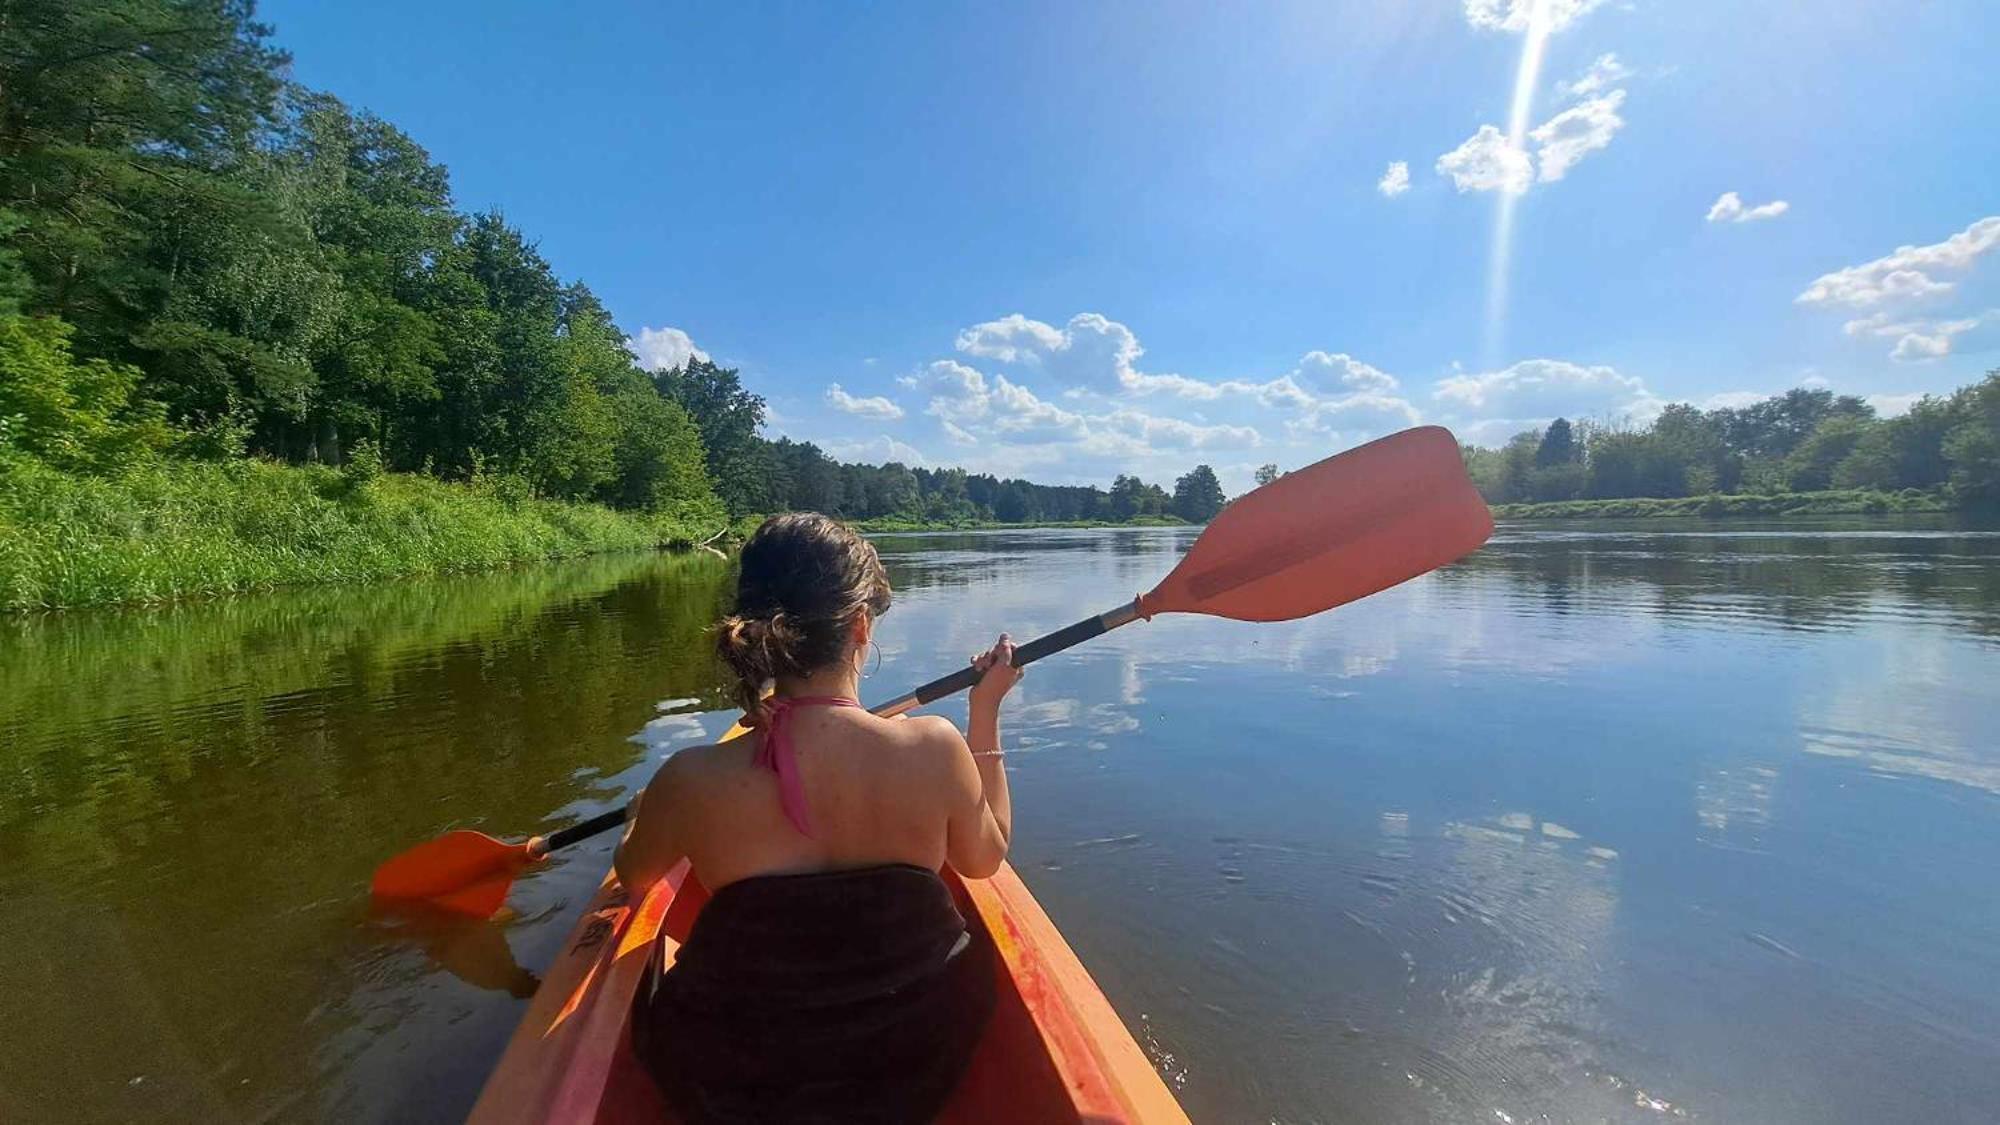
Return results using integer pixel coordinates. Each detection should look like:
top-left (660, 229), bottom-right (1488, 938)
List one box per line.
top-left (370, 829), bottom-right (539, 918)
top-left (1140, 426), bottom-right (1492, 622)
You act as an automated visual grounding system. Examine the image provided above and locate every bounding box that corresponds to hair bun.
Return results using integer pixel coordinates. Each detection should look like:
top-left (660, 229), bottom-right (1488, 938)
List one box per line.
top-left (714, 513), bottom-right (892, 720)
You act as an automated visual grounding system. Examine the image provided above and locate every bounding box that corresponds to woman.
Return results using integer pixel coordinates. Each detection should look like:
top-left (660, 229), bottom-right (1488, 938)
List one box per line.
top-left (614, 512), bottom-right (1021, 1123)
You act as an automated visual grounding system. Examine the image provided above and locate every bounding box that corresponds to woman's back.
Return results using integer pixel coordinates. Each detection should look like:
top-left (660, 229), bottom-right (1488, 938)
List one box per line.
top-left (656, 705), bottom-right (968, 891)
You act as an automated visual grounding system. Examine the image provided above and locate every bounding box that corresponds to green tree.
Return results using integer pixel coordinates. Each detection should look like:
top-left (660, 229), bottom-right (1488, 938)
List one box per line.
top-left (0, 314), bottom-right (174, 469)
top-left (1254, 463), bottom-right (1280, 487)
top-left (1108, 474), bottom-right (1146, 520)
top-left (653, 358), bottom-right (769, 514)
top-left (1942, 371), bottom-right (2000, 508)
top-left (1785, 416), bottom-right (1872, 492)
top-left (1534, 418), bottom-right (1577, 467)
top-left (1172, 464), bottom-right (1226, 521)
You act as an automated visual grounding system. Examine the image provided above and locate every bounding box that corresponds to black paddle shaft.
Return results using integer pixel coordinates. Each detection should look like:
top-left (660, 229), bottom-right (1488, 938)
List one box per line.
top-left (875, 597), bottom-right (1143, 717)
top-left (536, 596), bottom-right (1147, 856)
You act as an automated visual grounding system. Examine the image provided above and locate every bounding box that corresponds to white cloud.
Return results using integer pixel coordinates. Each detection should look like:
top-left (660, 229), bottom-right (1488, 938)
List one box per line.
top-left (1288, 392), bottom-right (1424, 437)
top-left (1463, 0), bottom-right (1605, 34)
top-left (1292, 351), bottom-right (1400, 394)
top-left (1436, 125), bottom-right (1533, 195)
top-left (1700, 390), bottom-right (1768, 410)
top-left (1796, 216), bottom-right (2000, 308)
top-left (1436, 91), bottom-right (1626, 194)
top-left (1889, 318), bottom-right (1983, 362)
top-left (1433, 359), bottom-right (1660, 434)
top-left (1529, 90), bottom-right (1626, 183)
top-left (1707, 191), bottom-right (1790, 224)
top-left (1843, 310), bottom-right (1995, 362)
top-left (822, 434), bottom-right (930, 466)
top-left (1865, 393), bottom-right (1925, 418)
top-left (628, 326), bottom-right (708, 372)
top-left (955, 312), bottom-right (1248, 399)
top-left (956, 312), bottom-right (1206, 396)
top-left (955, 313), bottom-right (1068, 364)
top-left (1098, 409), bottom-right (1262, 451)
top-left (1557, 53), bottom-right (1633, 101)
top-left (904, 359), bottom-right (1085, 442)
top-left (1377, 160), bottom-right (1411, 198)
top-left (823, 382), bottom-right (905, 420)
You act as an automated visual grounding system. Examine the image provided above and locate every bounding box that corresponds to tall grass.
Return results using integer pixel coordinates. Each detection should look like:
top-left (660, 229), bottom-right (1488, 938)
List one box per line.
top-left (0, 455), bottom-right (720, 611)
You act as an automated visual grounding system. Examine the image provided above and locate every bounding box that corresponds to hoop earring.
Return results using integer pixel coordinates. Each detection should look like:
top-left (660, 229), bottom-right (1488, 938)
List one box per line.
top-left (868, 640), bottom-right (883, 678)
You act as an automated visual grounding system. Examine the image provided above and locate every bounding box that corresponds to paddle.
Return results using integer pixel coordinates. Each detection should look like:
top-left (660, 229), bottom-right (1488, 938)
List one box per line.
top-left (370, 425), bottom-right (1492, 917)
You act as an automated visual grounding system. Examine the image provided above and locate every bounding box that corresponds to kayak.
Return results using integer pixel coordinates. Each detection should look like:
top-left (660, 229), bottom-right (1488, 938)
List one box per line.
top-left (467, 858), bottom-right (1188, 1123)
top-left (467, 765), bottom-right (1188, 1122)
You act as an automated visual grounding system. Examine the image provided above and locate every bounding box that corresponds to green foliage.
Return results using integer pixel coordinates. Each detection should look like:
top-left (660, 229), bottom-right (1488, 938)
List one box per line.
top-left (653, 357), bottom-right (770, 515)
top-left (0, 314), bottom-right (174, 469)
top-left (0, 453), bottom-right (708, 611)
top-left (1172, 464), bottom-right (1226, 521)
top-left (1466, 372), bottom-right (2000, 515)
top-left (1254, 463), bottom-right (1280, 487)
top-left (1785, 416), bottom-right (1870, 492)
top-left (1492, 489), bottom-right (1952, 521)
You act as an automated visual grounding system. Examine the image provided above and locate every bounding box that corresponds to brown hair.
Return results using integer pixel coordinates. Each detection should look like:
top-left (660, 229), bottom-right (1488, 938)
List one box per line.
top-left (715, 512), bottom-right (891, 721)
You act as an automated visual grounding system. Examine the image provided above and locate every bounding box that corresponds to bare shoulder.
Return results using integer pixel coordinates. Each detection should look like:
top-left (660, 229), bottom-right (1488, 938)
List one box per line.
top-left (642, 740), bottom-right (725, 798)
top-left (880, 712), bottom-right (967, 754)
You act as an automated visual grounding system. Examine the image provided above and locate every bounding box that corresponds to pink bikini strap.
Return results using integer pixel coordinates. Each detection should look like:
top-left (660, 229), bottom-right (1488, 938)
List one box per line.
top-left (752, 695), bottom-right (861, 838)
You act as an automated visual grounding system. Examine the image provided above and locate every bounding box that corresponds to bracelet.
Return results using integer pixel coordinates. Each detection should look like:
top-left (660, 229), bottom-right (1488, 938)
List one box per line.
top-left (970, 748), bottom-right (1005, 759)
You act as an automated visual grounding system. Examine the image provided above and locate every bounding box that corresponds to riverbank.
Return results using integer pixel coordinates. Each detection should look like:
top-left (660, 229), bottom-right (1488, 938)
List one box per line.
top-left (1491, 488), bottom-right (1955, 521)
top-left (0, 455), bottom-right (719, 612)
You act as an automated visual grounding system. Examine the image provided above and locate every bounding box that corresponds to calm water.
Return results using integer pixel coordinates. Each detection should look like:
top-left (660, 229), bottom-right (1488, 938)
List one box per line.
top-left (3, 521), bottom-right (1999, 1123)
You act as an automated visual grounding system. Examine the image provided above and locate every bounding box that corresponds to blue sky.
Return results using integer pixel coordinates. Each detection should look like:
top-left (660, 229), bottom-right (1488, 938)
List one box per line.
top-left (264, 0), bottom-right (1999, 489)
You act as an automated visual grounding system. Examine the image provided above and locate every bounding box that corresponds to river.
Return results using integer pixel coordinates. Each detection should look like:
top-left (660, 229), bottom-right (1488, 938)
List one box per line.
top-left (2, 520), bottom-right (1997, 1122)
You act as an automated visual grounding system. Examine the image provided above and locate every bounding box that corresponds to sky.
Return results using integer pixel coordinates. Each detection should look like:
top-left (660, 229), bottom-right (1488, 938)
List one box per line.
top-left (262, 0), bottom-right (2000, 490)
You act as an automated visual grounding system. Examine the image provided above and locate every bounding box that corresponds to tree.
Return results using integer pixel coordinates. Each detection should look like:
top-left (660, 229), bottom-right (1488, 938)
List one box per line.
top-left (1535, 418), bottom-right (1577, 467)
top-left (1785, 416), bottom-right (1871, 492)
top-left (0, 314), bottom-right (175, 470)
top-left (653, 358), bottom-right (768, 515)
top-left (1108, 474), bottom-right (1147, 520)
top-left (1254, 463), bottom-right (1280, 487)
top-left (1172, 464), bottom-right (1226, 521)
top-left (1943, 371), bottom-right (2000, 508)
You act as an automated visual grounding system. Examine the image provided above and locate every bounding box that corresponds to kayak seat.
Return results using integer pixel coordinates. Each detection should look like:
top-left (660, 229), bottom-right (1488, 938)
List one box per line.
top-left (631, 863), bottom-right (995, 1124)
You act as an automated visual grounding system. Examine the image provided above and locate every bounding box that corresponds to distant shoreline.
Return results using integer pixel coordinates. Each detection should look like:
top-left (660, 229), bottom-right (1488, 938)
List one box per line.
top-left (1490, 488), bottom-right (1955, 521)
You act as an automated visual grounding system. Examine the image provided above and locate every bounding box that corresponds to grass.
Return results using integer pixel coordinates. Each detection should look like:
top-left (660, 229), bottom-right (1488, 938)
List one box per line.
top-left (0, 454), bottom-right (723, 611)
top-left (1491, 488), bottom-right (1954, 521)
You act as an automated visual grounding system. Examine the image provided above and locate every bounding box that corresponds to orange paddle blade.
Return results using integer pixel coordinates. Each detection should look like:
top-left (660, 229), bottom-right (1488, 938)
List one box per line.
top-left (1141, 426), bottom-right (1492, 621)
top-left (370, 830), bottom-right (539, 918)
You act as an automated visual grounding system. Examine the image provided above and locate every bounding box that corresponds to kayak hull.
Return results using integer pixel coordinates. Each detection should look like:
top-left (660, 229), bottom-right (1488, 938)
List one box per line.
top-left (467, 856), bottom-right (1188, 1123)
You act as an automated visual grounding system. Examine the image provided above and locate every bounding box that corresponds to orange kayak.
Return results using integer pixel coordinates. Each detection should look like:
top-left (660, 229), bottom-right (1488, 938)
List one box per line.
top-left (469, 850), bottom-right (1188, 1124)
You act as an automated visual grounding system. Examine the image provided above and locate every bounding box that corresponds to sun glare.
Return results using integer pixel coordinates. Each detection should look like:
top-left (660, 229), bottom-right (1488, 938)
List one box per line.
top-left (1483, 0), bottom-right (1555, 366)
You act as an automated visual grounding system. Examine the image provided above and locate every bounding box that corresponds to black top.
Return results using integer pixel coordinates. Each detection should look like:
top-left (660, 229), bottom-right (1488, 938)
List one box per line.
top-left (633, 864), bottom-right (994, 1124)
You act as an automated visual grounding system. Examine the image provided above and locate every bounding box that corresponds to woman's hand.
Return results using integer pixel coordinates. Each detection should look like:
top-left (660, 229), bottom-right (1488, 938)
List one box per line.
top-left (968, 633), bottom-right (1023, 715)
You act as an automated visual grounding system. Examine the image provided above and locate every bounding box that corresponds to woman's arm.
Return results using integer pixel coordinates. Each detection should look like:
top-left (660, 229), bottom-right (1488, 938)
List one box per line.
top-left (614, 755), bottom-right (688, 893)
top-left (945, 634), bottom-right (1021, 879)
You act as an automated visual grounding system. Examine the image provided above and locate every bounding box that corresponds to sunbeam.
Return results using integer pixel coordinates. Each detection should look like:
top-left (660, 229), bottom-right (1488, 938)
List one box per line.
top-left (1482, 0), bottom-right (1555, 366)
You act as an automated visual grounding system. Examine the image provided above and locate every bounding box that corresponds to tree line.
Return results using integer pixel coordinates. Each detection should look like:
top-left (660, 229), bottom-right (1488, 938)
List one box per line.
top-left (1462, 378), bottom-right (2000, 509)
top-left (0, 0), bottom-right (1231, 529)
top-left (667, 355), bottom-right (1227, 522)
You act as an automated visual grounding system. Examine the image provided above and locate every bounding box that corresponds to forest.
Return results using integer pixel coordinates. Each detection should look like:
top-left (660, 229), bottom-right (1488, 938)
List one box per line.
top-left (1460, 378), bottom-right (2000, 512)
